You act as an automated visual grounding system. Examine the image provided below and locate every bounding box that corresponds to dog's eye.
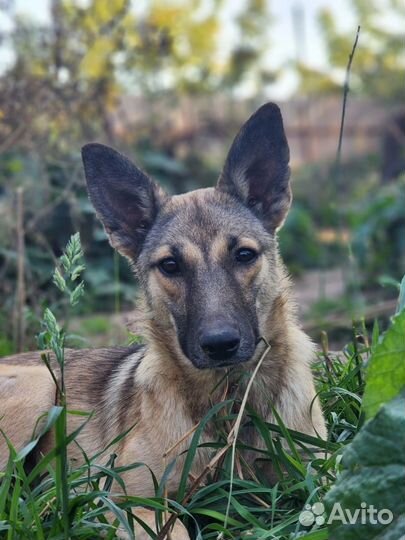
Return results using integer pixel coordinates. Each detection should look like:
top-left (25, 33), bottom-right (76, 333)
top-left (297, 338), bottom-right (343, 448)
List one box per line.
top-left (158, 257), bottom-right (180, 276)
top-left (235, 248), bottom-right (258, 264)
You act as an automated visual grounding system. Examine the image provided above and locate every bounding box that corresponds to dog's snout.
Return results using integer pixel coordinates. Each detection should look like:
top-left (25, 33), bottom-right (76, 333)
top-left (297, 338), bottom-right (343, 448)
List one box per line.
top-left (200, 325), bottom-right (241, 361)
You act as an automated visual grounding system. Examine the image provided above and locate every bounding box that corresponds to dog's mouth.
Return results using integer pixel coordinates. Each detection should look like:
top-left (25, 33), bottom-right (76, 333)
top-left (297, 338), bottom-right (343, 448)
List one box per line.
top-left (212, 356), bottom-right (251, 369)
top-left (192, 358), bottom-right (248, 370)
top-left (189, 343), bottom-right (259, 370)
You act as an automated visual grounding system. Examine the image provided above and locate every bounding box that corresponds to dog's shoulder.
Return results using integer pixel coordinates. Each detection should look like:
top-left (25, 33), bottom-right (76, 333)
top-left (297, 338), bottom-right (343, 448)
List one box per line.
top-left (60, 344), bottom-right (144, 397)
top-left (1, 344), bottom-right (146, 406)
top-left (62, 344), bottom-right (146, 449)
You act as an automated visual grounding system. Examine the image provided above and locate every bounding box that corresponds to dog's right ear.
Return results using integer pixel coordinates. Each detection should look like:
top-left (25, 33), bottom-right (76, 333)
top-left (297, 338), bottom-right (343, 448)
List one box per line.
top-left (81, 143), bottom-right (166, 259)
top-left (217, 103), bottom-right (291, 231)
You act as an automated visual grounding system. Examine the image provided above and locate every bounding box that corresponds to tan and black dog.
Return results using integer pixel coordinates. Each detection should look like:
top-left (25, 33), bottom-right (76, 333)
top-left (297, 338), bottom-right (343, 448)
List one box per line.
top-left (0, 103), bottom-right (326, 539)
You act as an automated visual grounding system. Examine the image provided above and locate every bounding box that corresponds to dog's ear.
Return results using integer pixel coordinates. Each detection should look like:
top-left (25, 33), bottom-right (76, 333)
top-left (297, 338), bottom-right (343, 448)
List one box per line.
top-left (217, 103), bottom-right (291, 230)
top-left (81, 143), bottom-right (166, 258)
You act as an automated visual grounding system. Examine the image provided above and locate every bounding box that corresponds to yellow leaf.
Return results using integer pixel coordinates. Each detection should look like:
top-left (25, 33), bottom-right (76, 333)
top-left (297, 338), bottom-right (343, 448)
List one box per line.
top-left (79, 36), bottom-right (115, 79)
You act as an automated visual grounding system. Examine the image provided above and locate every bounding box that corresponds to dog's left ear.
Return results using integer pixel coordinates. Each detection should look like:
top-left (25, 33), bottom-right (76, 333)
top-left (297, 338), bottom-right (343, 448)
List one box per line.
top-left (217, 102), bottom-right (291, 230)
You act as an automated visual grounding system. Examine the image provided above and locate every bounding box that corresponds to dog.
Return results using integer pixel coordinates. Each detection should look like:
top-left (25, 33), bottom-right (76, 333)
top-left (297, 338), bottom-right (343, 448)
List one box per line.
top-left (0, 103), bottom-right (326, 539)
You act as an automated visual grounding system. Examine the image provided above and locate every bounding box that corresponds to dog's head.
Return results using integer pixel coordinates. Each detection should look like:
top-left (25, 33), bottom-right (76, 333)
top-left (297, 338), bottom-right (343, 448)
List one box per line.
top-left (82, 103), bottom-right (291, 369)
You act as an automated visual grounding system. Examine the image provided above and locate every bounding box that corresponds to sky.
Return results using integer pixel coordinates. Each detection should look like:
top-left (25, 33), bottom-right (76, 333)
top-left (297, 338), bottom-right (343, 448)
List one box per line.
top-left (0, 0), bottom-right (357, 98)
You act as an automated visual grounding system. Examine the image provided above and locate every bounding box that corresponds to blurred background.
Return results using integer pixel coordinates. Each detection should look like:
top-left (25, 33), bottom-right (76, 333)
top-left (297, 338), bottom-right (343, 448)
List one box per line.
top-left (0, 0), bottom-right (404, 355)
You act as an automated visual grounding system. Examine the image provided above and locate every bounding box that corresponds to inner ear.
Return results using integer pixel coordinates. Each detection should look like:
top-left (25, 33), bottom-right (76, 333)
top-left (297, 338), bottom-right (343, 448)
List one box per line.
top-left (81, 143), bottom-right (167, 259)
top-left (217, 102), bottom-right (291, 230)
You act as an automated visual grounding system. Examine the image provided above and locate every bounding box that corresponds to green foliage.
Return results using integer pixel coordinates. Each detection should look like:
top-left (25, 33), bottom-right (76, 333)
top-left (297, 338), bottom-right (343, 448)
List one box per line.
top-left (37, 233), bottom-right (86, 363)
top-left (3, 0), bottom-right (272, 109)
top-left (36, 234), bottom-right (86, 538)
top-left (325, 392), bottom-right (405, 540)
top-left (362, 310), bottom-right (405, 419)
top-left (349, 176), bottom-right (405, 284)
top-left (279, 204), bottom-right (322, 273)
top-left (324, 295), bottom-right (405, 539)
top-left (314, 348), bottom-right (364, 445)
top-left (80, 315), bottom-right (110, 335)
top-left (287, 157), bottom-right (405, 288)
top-left (52, 232), bottom-right (85, 306)
top-left (127, 331), bottom-right (144, 346)
top-left (297, 0), bottom-right (405, 100)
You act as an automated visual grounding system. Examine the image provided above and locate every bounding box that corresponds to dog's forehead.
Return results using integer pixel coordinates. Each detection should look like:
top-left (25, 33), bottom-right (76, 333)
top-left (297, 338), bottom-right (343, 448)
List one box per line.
top-left (155, 188), bottom-right (264, 242)
top-left (140, 188), bottom-right (266, 251)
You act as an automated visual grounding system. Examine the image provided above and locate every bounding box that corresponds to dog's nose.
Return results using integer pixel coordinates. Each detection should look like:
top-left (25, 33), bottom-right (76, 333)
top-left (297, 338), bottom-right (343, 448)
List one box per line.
top-left (200, 327), bottom-right (241, 361)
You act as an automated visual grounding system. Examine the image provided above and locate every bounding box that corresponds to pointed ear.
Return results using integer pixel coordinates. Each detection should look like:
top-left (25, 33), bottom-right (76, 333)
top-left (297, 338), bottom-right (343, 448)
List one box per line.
top-left (217, 103), bottom-right (291, 230)
top-left (81, 143), bottom-right (166, 259)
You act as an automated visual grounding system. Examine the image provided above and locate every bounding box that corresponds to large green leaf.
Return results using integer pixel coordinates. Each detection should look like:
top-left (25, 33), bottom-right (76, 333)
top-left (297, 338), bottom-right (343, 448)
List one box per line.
top-left (362, 310), bottom-right (405, 419)
top-left (325, 392), bottom-right (405, 540)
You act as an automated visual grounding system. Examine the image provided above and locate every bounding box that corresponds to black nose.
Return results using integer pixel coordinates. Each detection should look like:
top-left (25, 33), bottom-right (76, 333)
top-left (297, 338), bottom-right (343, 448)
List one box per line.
top-left (200, 326), bottom-right (241, 361)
